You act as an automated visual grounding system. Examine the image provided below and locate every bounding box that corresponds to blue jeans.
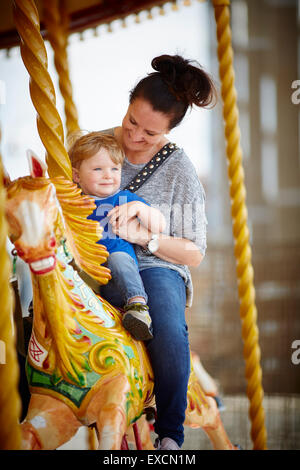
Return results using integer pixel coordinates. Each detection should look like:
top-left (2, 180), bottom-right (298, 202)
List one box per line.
top-left (101, 266), bottom-right (190, 447)
top-left (100, 251), bottom-right (148, 306)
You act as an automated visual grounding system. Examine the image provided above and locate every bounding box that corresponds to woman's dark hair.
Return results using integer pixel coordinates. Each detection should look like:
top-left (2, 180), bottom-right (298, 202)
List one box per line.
top-left (129, 54), bottom-right (217, 130)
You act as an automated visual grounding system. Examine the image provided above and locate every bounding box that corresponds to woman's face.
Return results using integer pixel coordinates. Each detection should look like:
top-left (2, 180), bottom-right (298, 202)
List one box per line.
top-left (122, 97), bottom-right (170, 154)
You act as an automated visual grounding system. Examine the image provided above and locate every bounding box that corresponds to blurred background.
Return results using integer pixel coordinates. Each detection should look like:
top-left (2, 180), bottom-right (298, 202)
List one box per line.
top-left (0, 0), bottom-right (299, 450)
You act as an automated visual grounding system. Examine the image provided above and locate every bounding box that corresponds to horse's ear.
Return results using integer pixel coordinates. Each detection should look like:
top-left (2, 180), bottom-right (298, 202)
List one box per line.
top-left (27, 149), bottom-right (48, 178)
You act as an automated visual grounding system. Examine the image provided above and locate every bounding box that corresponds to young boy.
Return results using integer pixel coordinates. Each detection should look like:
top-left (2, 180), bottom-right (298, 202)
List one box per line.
top-left (69, 131), bottom-right (166, 341)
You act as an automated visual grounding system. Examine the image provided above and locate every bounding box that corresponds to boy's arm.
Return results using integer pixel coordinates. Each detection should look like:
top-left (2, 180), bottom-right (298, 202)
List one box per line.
top-left (108, 201), bottom-right (166, 234)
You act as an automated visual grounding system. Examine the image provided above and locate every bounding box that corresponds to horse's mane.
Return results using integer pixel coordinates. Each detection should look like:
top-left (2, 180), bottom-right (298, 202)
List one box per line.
top-left (51, 176), bottom-right (111, 285)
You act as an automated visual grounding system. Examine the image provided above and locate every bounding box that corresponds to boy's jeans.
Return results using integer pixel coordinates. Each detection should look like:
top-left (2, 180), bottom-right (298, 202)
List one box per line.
top-left (100, 251), bottom-right (148, 305)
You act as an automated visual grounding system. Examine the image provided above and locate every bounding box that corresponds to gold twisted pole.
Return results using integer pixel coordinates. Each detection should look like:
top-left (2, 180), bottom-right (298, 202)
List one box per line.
top-left (212, 0), bottom-right (267, 450)
top-left (0, 150), bottom-right (22, 450)
top-left (43, 0), bottom-right (80, 135)
top-left (13, 0), bottom-right (72, 180)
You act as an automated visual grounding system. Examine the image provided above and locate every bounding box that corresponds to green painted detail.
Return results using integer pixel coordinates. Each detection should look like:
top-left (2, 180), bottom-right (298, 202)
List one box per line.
top-left (105, 356), bottom-right (115, 367)
top-left (26, 362), bottom-right (93, 408)
top-left (83, 358), bottom-right (92, 372)
top-left (123, 344), bottom-right (135, 360)
top-left (51, 370), bottom-right (62, 386)
top-left (70, 359), bottom-right (87, 387)
top-left (125, 399), bottom-right (132, 417)
top-left (86, 370), bottom-right (101, 388)
top-left (67, 371), bottom-right (80, 386)
top-left (130, 410), bottom-right (143, 425)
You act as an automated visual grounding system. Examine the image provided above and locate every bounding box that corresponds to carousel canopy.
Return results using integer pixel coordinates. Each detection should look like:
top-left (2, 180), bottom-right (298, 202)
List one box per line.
top-left (0, 0), bottom-right (184, 50)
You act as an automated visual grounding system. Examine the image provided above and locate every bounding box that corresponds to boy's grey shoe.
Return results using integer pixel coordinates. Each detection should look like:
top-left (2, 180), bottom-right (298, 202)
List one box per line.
top-left (155, 437), bottom-right (181, 450)
top-left (122, 303), bottom-right (153, 341)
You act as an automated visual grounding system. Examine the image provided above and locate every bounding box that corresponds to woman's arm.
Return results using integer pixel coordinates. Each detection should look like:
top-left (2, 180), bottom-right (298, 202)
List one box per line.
top-left (108, 201), bottom-right (166, 234)
top-left (112, 218), bottom-right (203, 268)
top-left (146, 234), bottom-right (204, 267)
top-left (137, 203), bottom-right (166, 234)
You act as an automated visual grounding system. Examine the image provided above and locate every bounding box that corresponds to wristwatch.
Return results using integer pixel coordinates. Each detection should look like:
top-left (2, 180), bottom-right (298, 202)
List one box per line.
top-left (144, 234), bottom-right (159, 255)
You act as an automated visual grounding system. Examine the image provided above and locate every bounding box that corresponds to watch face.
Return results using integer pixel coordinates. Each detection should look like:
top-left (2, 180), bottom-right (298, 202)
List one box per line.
top-left (148, 239), bottom-right (159, 253)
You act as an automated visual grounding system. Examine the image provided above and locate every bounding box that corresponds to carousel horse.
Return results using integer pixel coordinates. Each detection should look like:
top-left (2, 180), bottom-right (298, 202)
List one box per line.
top-left (5, 153), bottom-right (236, 450)
top-left (191, 351), bottom-right (225, 411)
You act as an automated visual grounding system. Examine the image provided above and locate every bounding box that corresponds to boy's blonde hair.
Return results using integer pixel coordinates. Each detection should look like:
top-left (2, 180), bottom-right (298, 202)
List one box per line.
top-left (68, 131), bottom-right (125, 169)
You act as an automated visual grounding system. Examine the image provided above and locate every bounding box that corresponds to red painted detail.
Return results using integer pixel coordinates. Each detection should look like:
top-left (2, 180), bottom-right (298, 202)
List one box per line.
top-left (79, 335), bottom-right (92, 345)
top-left (48, 236), bottom-right (56, 248)
top-left (32, 157), bottom-right (44, 178)
top-left (121, 435), bottom-right (129, 450)
top-left (43, 357), bottom-right (49, 369)
top-left (29, 335), bottom-right (44, 363)
top-left (133, 422), bottom-right (143, 450)
top-left (57, 259), bottom-right (66, 268)
top-left (73, 325), bottom-right (82, 335)
top-left (71, 294), bottom-right (85, 309)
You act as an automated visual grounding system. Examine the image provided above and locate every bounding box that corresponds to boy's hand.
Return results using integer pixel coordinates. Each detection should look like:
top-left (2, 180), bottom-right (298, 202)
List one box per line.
top-left (108, 201), bottom-right (144, 229)
top-left (110, 216), bottom-right (151, 246)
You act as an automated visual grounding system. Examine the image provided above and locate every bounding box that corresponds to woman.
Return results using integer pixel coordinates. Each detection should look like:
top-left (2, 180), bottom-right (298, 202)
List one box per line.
top-left (101, 54), bottom-right (216, 450)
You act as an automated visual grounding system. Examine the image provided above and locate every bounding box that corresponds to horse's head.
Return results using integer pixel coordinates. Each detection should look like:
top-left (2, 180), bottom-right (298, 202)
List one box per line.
top-left (5, 150), bottom-right (111, 285)
top-left (5, 152), bottom-right (60, 275)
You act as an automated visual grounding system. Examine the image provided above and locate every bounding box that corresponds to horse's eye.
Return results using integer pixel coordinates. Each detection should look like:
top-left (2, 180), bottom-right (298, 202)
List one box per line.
top-left (6, 213), bottom-right (22, 242)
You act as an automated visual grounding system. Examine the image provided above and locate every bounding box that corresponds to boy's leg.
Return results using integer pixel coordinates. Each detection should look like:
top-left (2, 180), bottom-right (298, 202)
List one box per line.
top-left (100, 251), bottom-right (153, 340)
top-left (102, 251), bottom-right (147, 304)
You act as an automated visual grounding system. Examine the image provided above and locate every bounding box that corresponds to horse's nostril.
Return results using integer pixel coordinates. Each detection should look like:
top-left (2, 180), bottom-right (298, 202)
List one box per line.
top-left (49, 237), bottom-right (56, 248)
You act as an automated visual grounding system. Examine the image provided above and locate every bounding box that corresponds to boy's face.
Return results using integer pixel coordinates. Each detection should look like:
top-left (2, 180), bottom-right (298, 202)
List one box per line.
top-left (73, 148), bottom-right (122, 198)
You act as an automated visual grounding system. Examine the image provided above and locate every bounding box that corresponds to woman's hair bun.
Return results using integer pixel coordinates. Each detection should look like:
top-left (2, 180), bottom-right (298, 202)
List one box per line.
top-left (152, 55), bottom-right (180, 83)
top-left (151, 54), bottom-right (216, 109)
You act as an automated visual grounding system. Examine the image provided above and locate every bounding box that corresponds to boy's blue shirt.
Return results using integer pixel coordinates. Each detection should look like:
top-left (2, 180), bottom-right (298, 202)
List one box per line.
top-left (87, 190), bottom-right (149, 265)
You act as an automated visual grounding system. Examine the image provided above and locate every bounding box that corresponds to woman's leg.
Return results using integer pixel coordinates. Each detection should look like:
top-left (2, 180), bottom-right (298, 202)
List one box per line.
top-left (140, 268), bottom-right (190, 447)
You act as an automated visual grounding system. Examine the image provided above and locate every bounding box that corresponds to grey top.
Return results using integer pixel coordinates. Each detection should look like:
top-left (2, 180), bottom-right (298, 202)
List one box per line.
top-left (102, 128), bottom-right (207, 307)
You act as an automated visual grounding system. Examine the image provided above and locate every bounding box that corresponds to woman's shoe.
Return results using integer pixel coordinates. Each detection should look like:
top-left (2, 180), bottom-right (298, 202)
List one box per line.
top-left (155, 437), bottom-right (181, 450)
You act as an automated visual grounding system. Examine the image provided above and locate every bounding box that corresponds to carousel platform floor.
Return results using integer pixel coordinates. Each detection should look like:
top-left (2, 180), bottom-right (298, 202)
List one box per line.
top-left (58, 394), bottom-right (300, 450)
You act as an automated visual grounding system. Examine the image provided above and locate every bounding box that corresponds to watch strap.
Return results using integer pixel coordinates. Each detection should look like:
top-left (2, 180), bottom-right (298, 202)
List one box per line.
top-left (142, 234), bottom-right (159, 256)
